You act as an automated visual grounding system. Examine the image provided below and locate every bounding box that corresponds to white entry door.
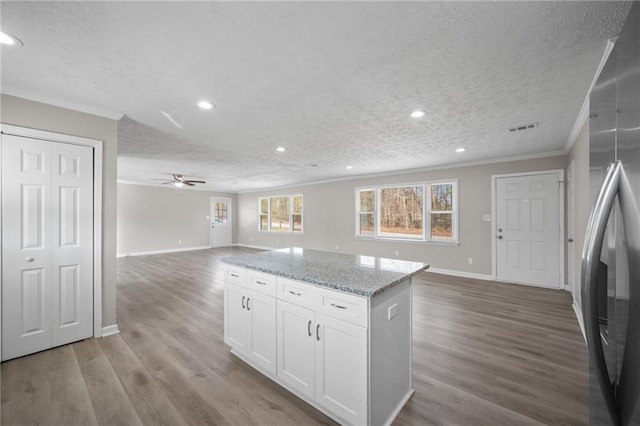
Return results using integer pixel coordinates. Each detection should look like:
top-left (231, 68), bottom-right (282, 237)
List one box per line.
top-left (2, 135), bottom-right (94, 361)
top-left (495, 172), bottom-right (562, 288)
top-left (210, 198), bottom-right (232, 248)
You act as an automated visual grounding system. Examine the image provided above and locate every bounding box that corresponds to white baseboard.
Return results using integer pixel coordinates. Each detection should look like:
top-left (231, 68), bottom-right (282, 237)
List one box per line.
top-left (572, 303), bottom-right (586, 343)
top-left (233, 243), bottom-right (274, 251)
top-left (101, 324), bottom-right (120, 337)
top-left (117, 246), bottom-right (211, 258)
top-left (426, 267), bottom-right (493, 281)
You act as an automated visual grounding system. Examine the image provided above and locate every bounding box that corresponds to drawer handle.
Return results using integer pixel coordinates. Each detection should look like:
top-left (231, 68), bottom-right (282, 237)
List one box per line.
top-left (316, 324), bottom-right (320, 341)
top-left (247, 298), bottom-right (250, 311)
top-left (256, 280), bottom-right (267, 286)
top-left (331, 303), bottom-right (347, 310)
top-left (230, 273), bottom-right (239, 278)
top-left (308, 320), bottom-right (312, 337)
top-left (288, 290), bottom-right (302, 296)
top-left (242, 296), bottom-right (245, 309)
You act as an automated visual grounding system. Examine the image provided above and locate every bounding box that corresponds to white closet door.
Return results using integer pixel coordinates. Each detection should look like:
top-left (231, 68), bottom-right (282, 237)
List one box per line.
top-left (2, 136), bottom-right (53, 360)
top-left (50, 142), bottom-right (93, 347)
top-left (2, 135), bottom-right (94, 361)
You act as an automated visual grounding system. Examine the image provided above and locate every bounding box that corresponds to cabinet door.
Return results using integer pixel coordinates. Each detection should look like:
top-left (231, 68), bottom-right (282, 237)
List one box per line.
top-left (315, 313), bottom-right (367, 425)
top-left (224, 284), bottom-right (248, 353)
top-left (246, 289), bottom-right (276, 374)
top-left (277, 299), bottom-right (315, 399)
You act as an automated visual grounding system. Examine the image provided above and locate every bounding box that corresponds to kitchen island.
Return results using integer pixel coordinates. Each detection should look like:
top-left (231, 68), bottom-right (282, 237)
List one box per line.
top-left (221, 248), bottom-right (428, 426)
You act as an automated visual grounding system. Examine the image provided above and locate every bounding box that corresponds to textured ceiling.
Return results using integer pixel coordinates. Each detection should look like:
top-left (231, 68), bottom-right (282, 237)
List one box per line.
top-left (0, 1), bottom-right (632, 192)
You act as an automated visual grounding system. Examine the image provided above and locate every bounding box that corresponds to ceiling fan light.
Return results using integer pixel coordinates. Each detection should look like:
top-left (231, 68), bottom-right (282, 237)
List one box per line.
top-left (174, 181), bottom-right (185, 188)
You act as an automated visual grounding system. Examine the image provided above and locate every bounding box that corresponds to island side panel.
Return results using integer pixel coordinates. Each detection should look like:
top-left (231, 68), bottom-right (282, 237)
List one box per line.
top-left (369, 278), bottom-right (413, 426)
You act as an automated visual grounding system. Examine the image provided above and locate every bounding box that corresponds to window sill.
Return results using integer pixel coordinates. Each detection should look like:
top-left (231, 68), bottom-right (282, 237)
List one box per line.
top-left (355, 235), bottom-right (459, 246)
top-left (258, 231), bottom-right (304, 236)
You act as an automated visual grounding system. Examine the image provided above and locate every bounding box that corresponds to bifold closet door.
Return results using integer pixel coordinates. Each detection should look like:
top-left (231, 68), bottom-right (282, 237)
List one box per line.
top-left (1, 135), bottom-right (94, 361)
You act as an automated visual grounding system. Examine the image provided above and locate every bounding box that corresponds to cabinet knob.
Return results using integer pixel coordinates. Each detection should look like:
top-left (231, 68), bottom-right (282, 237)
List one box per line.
top-left (25, 257), bottom-right (35, 262)
top-left (247, 298), bottom-right (250, 311)
top-left (316, 324), bottom-right (320, 341)
top-left (308, 320), bottom-right (312, 337)
top-left (497, 235), bottom-right (503, 239)
top-left (242, 296), bottom-right (246, 309)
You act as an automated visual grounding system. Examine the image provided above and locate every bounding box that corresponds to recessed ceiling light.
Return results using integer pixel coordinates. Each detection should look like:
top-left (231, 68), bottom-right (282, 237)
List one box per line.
top-left (455, 148), bottom-right (466, 153)
top-left (197, 101), bottom-right (214, 110)
top-left (0, 31), bottom-right (23, 46)
top-left (276, 146), bottom-right (286, 152)
top-left (346, 165), bottom-right (353, 170)
top-left (410, 110), bottom-right (426, 118)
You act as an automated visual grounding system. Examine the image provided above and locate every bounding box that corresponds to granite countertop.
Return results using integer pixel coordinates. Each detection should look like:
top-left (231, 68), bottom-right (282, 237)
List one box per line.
top-left (221, 247), bottom-right (429, 297)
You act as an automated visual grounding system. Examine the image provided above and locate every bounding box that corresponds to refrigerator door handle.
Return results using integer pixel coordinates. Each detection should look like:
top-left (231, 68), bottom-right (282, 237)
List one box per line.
top-left (582, 160), bottom-right (622, 426)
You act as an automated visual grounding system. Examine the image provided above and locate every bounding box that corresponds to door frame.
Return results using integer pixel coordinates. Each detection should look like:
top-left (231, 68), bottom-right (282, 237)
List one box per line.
top-left (567, 160), bottom-right (576, 296)
top-left (210, 197), bottom-right (232, 247)
top-left (490, 169), bottom-right (565, 288)
top-left (0, 124), bottom-right (104, 361)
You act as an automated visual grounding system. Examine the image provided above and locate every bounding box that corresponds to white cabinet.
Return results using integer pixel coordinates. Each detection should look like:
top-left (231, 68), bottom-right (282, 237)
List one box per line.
top-left (276, 299), bottom-right (367, 425)
top-left (276, 300), bottom-right (316, 399)
top-left (223, 265), bottom-right (413, 426)
top-left (315, 312), bottom-right (367, 425)
top-left (224, 269), bottom-right (276, 375)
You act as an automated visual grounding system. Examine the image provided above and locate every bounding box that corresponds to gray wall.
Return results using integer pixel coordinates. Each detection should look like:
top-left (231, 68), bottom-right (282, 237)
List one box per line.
top-left (567, 120), bottom-right (590, 313)
top-left (1, 94), bottom-right (119, 328)
top-left (237, 155), bottom-right (567, 276)
top-left (117, 182), bottom-right (237, 255)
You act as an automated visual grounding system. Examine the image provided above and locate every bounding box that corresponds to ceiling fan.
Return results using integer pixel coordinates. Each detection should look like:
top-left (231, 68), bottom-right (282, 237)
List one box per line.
top-left (152, 174), bottom-right (206, 187)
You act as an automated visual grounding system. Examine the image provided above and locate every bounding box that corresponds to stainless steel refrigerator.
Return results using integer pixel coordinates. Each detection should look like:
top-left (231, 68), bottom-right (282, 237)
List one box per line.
top-left (583, 3), bottom-right (640, 425)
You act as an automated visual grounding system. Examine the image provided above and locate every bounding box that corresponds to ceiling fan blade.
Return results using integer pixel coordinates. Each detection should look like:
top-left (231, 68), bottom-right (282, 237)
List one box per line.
top-left (184, 180), bottom-right (206, 184)
top-left (151, 178), bottom-right (171, 181)
top-left (184, 182), bottom-right (195, 186)
top-left (161, 181), bottom-right (173, 184)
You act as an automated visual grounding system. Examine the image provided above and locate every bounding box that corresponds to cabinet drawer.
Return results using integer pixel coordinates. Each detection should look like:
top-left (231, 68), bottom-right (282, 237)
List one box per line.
top-left (248, 272), bottom-right (276, 297)
top-left (317, 288), bottom-right (368, 327)
top-left (277, 278), bottom-right (320, 308)
top-left (225, 267), bottom-right (247, 286)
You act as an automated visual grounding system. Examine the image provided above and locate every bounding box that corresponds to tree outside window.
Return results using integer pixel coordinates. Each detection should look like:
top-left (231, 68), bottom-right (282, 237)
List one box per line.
top-left (378, 186), bottom-right (424, 239)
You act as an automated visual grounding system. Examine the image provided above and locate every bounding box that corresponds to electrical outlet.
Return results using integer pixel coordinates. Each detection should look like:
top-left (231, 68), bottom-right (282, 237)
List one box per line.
top-left (483, 214), bottom-right (491, 222)
top-left (276, 240), bottom-right (279, 245)
top-left (249, 236), bottom-right (253, 242)
top-left (388, 303), bottom-right (398, 320)
top-left (335, 244), bottom-right (339, 250)
top-left (178, 240), bottom-right (182, 244)
top-left (395, 250), bottom-right (400, 257)
top-left (468, 257), bottom-right (473, 264)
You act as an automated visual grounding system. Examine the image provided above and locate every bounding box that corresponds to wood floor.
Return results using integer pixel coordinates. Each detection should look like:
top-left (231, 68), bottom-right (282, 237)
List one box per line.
top-left (1, 247), bottom-right (588, 425)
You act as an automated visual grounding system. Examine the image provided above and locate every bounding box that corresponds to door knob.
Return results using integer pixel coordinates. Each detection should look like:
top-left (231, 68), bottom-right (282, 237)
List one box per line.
top-left (497, 235), bottom-right (503, 239)
top-left (498, 228), bottom-right (503, 232)
top-left (25, 257), bottom-right (35, 262)
top-left (568, 238), bottom-right (574, 243)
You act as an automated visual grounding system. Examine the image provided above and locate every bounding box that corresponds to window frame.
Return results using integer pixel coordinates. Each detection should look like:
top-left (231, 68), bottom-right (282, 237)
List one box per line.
top-left (355, 179), bottom-right (458, 244)
top-left (258, 194), bottom-right (304, 234)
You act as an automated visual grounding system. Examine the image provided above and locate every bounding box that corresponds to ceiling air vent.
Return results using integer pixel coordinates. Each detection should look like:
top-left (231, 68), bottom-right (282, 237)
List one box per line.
top-left (508, 122), bottom-right (539, 133)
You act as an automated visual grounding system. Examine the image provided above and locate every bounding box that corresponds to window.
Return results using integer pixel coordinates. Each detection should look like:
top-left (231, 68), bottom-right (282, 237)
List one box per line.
top-left (355, 180), bottom-right (457, 243)
top-left (357, 189), bottom-right (375, 236)
top-left (213, 201), bottom-right (228, 223)
top-left (258, 194), bottom-right (303, 233)
top-left (429, 183), bottom-right (454, 241)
